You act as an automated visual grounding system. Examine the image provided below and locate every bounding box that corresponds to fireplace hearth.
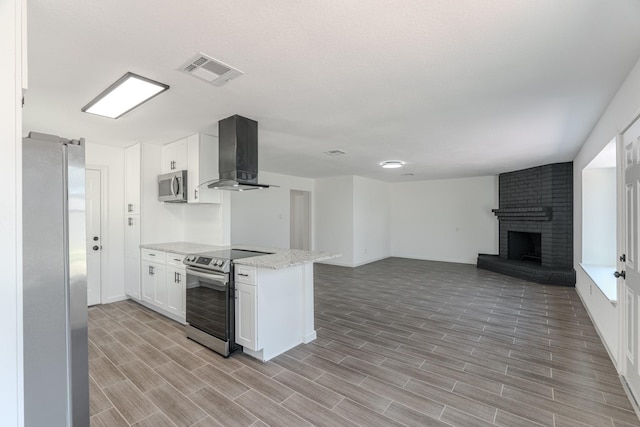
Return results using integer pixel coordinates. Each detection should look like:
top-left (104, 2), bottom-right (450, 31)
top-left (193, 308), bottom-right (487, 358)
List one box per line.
top-left (477, 162), bottom-right (576, 286)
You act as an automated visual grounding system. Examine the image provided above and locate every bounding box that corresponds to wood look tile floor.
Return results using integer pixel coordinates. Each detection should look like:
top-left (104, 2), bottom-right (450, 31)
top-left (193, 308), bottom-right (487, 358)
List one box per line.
top-left (89, 258), bottom-right (640, 427)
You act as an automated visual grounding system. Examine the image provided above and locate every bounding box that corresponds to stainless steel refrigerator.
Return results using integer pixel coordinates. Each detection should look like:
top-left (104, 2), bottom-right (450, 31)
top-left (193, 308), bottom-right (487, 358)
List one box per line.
top-left (23, 132), bottom-right (89, 426)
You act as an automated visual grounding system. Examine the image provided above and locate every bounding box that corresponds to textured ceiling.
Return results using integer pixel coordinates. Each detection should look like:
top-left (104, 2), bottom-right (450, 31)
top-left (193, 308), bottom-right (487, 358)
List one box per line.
top-left (23, 0), bottom-right (640, 181)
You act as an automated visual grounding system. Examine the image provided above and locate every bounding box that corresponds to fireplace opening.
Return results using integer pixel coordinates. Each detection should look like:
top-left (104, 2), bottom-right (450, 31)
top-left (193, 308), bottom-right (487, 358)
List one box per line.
top-left (508, 231), bottom-right (542, 264)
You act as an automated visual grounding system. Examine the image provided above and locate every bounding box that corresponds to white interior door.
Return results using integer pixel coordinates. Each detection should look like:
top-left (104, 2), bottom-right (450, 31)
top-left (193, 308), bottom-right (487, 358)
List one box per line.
top-left (622, 117), bottom-right (640, 398)
top-left (86, 169), bottom-right (102, 306)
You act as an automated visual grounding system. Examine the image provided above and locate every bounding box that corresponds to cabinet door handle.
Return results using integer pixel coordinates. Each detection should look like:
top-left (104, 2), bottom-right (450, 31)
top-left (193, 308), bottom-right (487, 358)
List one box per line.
top-left (194, 188), bottom-right (198, 200)
top-left (128, 217), bottom-right (134, 226)
top-left (238, 273), bottom-right (249, 277)
top-left (149, 265), bottom-right (154, 276)
top-left (176, 272), bottom-right (181, 283)
top-left (127, 203), bottom-right (132, 212)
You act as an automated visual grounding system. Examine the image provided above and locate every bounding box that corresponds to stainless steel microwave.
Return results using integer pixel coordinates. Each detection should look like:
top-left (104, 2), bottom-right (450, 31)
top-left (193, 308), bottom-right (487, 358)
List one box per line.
top-left (158, 170), bottom-right (188, 202)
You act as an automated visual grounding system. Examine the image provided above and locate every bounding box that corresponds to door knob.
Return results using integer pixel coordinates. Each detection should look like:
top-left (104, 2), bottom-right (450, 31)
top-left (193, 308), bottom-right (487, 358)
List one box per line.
top-left (92, 245), bottom-right (99, 251)
top-left (614, 271), bottom-right (626, 279)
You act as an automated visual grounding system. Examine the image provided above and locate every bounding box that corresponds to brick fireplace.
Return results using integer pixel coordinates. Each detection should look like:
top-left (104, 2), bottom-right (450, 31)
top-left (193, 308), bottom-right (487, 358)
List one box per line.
top-left (477, 162), bottom-right (576, 286)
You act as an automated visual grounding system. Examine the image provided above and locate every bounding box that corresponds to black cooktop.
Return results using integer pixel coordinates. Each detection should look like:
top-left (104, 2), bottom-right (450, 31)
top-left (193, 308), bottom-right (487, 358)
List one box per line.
top-left (198, 249), bottom-right (272, 260)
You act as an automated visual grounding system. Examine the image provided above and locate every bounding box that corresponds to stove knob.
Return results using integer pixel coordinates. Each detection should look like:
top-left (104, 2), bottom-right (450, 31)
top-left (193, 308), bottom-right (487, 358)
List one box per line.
top-left (216, 260), bottom-right (223, 266)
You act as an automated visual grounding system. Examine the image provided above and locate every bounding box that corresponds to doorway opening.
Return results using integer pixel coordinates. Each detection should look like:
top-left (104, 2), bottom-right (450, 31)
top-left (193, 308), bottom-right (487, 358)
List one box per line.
top-left (290, 190), bottom-right (311, 250)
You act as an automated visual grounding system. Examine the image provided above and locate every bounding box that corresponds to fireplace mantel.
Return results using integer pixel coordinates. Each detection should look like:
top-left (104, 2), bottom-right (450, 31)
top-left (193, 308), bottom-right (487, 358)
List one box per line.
top-left (491, 207), bottom-right (552, 221)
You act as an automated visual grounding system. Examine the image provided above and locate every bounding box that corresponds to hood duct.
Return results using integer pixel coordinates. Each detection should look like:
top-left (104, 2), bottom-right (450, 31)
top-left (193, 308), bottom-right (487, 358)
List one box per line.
top-left (207, 115), bottom-right (274, 191)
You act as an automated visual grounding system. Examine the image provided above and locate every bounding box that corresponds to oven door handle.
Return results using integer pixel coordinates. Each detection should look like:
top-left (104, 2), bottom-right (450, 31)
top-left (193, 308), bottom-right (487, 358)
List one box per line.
top-left (186, 267), bottom-right (228, 291)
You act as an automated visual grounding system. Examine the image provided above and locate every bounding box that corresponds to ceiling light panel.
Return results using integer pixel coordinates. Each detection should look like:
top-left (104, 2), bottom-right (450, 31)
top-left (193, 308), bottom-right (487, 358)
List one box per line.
top-left (82, 72), bottom-right (169, 119)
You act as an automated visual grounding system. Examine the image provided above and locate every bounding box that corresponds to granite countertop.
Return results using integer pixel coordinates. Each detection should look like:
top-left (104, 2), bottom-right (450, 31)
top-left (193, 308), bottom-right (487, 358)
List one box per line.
top-left (139, 242), bottom-right (226, 255)
top-left (232, 245), bottom-right (340, 269)
top-left (139, 241), bottom-right (340, 269)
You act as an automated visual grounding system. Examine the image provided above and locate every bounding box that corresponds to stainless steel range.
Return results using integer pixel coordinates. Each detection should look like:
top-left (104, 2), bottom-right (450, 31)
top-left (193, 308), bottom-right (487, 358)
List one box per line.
top-left (183, 249), bottom-right (271, 357)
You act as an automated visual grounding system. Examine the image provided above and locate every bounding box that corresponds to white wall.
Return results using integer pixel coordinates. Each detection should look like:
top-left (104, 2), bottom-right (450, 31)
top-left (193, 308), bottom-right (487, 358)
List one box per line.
top-left (1, 1), bottom-right (23, 425)
top-left (315, 174), bottom-right (497, 267)
top-left (134, 143), bottom-right (231, 247)
top-left (315, 176), bottom-right (355, 266)
top-left (353, 176), bottom-right (391, 266)
top-left (582, 167), bottom-right (616, 266)
top-left (390, 176), bottom-right (498, 264)
top-left (573, 56), bottom-right (640, 366)
top-left (139, 144), bottom-right (184, 244)
top-left (181, 192), bottom-right (231, 245)
top-left (230, 171), bottom-right (314, 249)
top-left (85, 143), bottom-right (126, 304)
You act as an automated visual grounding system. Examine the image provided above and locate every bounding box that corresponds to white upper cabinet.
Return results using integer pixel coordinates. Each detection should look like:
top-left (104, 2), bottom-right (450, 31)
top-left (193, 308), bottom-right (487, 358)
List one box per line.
top-left (124, 144), bottom-right (141, 214)
top-left (187, 134), bottom-right (220, 204)
top-left (162, 134), bottom-right (221, 204)
top-left (161, 137), bottom-right (188, 174)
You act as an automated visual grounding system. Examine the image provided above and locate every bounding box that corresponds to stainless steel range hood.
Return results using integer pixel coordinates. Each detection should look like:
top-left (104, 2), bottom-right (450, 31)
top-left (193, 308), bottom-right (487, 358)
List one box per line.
top-left (207, 115), bottom-right (274, 191)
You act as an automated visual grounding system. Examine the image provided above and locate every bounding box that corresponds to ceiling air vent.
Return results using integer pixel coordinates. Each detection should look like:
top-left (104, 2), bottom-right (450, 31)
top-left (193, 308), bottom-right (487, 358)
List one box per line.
top-left (179, 53), bottom-right (243, 87)
top-left (324, 149), bottom-right (347, 156)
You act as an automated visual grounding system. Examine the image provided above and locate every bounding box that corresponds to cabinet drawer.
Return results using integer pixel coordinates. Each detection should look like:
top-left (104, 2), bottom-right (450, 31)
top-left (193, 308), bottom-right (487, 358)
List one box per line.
top-left (235, 265), bottom-right (256, 285)
top-left (166, 252), bottom-right (186, 268)
top-left (142, 249), bottom-right (166, 263)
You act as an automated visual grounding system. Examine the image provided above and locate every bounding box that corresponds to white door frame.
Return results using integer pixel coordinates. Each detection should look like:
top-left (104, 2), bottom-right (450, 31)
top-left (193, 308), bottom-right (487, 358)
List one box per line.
top-left (87, 164), bottom-right (109, 305)
top-left (618, 107), bottom-right (640, 386)
top-left (618, 131), bottom-right (626, 375)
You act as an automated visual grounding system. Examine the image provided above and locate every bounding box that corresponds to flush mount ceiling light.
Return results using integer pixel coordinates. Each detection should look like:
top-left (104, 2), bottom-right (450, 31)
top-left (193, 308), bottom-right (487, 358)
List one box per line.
top-left (380, 160), bottom-right (405, 169)
top-left (324, 149), bottom-right (347, 156)
top-left (81, 72), bottom-right (169, 119)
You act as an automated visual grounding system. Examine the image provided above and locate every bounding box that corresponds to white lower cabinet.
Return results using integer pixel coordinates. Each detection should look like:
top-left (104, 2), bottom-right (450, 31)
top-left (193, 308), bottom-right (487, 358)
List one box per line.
top-left (124, 214), bottom-right (141, 300)
top-left (141, 260), bottom-right (166, 309)
top-left (235, 282), bottom-right (258, 350)
top-left (166, 252), bottom-right (186, 319)
top-left (234, 263), bottom-right (314, 362)
top-left (140, 249), bottom-right (185, 323)
top-left (124, 255), bottom-right (141, 299)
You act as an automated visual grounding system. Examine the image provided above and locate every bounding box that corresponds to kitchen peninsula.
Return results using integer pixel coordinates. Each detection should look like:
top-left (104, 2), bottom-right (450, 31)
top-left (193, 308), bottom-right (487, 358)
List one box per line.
top-left (135, 242), bottom-right (339, 362)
